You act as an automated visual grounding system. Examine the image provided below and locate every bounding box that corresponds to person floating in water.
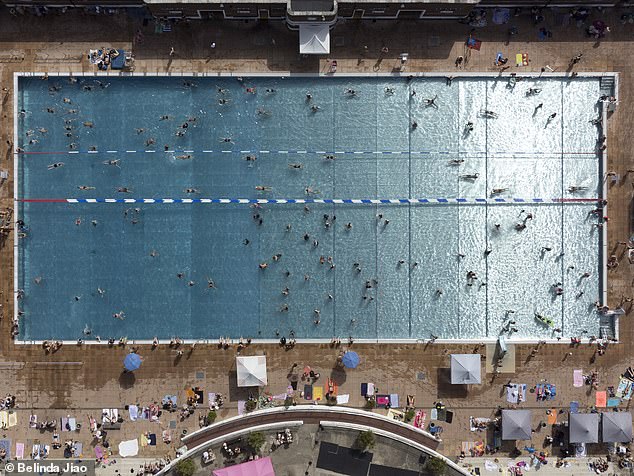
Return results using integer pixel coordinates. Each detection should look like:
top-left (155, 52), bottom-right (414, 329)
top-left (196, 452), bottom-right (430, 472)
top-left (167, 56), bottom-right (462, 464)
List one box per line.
top-left (103, 159), bottom-right (120, 168)
top-left (289, 163), bottom-right (303, 169)
top-left (47, 162), bottom-right (64, 170)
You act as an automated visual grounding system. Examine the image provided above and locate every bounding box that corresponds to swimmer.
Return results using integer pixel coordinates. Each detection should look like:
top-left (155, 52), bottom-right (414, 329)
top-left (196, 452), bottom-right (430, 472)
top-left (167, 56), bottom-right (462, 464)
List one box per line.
top-left (117, 187), bottom-right (132, 193)
top-left (47, 162), bottom-right (65, 170)
top-left (324, 154), bottom-right (336, 160)
top-left (244, 155), bottom-right (257, 162)
top-left (135, 128), bottom-right (145, 134)
top-left (310, 105), bottom-right (321, 112)
top-left (220, 137), bottom-right (233, 143)
top-left (184, 188), bottom-right (199, 193)
top-left (482, 110), bottom-right (498, 118)
top-left (77, 185), bottom-right (95, 191)
top-left (37, 127), bottom-right (48, 134)
top-left (460, 173), bottom-right (479, 180)
top-left (83, 324), bottom-right (92, 335)
top-left (150, 250), bottom-right (159, 257)
top-left (63, 97), bottom-right (72, 104)
top-left (207, 278), bottom-right (216, 289)
top-left (288, 163), bottom-right (303, 169)
top-left (465, 121), bottom-right (474, 132)
top-left (424, 95), bottom-right (438, 107)
top-left (265, 88), bottom-right (277, 94)
top-left (218, 99), bottom-right (230, 105)
top-left (344, 88), bottom-right (357, 96)
top-left (46, 108), bottom-right (55, 113)
top-left (384, 87), bottom-right (395, 95)
top-left (491, 188), bottom-right (508, 195)
top-left (255, 185), bottom-right (272, 191)
top-left (306, 92), bottom-right (313, 101)
top-left (448, 159), bottom-right (465, 165)
top-left (568, 185), bottom-right (588, 193)
top-left (103, 159), bottom-right (121, 168)
top-left (83, 121), bottom-right (94, 128)
top-left (526, 88), bottom-right (541, 96)
top-left (146, 138), bottom-right (156, 146)
top-left (188, 281), bottom-right (195, 287)
top-left (176, 155), bottom-right (192, 160)
top-left (305, 187), bottom-right (319, 195)
top-left (411, 121), bottom-right (418, 130)
top-left (160, 115), bottom-right (170, 120)
top-left (259, 263), bottom-right (268, 269)
top-left (256, 108), bottom-right (271, 116)
top-left (345, 222), bottom-right (353, 229)
top-left (113, 311), bottom-right (125, 320)
top-left (91, 220), bottom-right (98, 226)
top-left (217, 87), bottom-right (229, 94)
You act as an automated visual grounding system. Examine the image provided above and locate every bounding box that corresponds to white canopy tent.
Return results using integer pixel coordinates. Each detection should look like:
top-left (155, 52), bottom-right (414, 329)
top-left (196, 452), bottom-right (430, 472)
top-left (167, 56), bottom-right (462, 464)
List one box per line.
top-left (450, 354), bottom-right (481, 384)
top-left (299, 24), bottom-right (330, 55)
top-left (236, 355), bottom-right (268, 387)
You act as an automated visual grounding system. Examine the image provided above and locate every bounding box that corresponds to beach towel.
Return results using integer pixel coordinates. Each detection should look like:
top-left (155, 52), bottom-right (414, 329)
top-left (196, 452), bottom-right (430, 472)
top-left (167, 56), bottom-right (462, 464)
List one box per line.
top-left (61, 417), bottom-right (69, 432)
top-left (8, 412), bottom-right (17, 427)
top-left (367, 383), bottom-right (375, 396)
top-left (304, 384), bottom-right (313, 400)
top-left (0, 411), bottom-right (8, 429)
top-left (89, 416), bottom-right (97, 432)
top-left (413, 410), bottom-right (426, 429)
top-left (73, 442), bottom-right (83, 458)
top-left (548, 409), bottom-right (557, 425)
top-left (596, 391), bottom-right (607, 407)
top-left (570, 401), bottom-right (579, 413)
top-left (0, 439), bottom-right (11, 459)
top-left (207, 393), bottom-right (215, 408)
top-left (431, 408), bottom-right (438, 420)
top-left (574, 370), bottom-right (583, 387)
top-left (163, 395), bottom-right (177, 406)
top-left (31, 444), bottom-right (40, 460)
top-left (129, 405), bottom-right (139, 421)
top-left (313, 386), bottom-right (323, 401)
top-left (507, 384), bottom-right (525, 403)
top-left (162, 430), bottom-right (171, 443)
top-left (69, 418), bottom-right (77, 431)
top-left (376, 395), bottom-right (390, 407)
top-left (118, 439), bottom-right (139, 457)
top-left (390, 394), bottom-right (399, 408)
top-left (149, 434), bottom-right (156, 446)
top-left (608, 398), bottom-right (620, 407)
top-left (15, 442), bottom-right (24, 459)
top-left (515, 53), bottom-right (529, 66)
top-left (361, 383), bottom-right (367, 396)
top-left (336, 394), bottom-right (349, 405)
top-left (536, 383), bottom-right (543, 400)
top-left (29, 415), bottom-right (37, 428)
top-left (139, 434), bottom-right (148, 447)
top-left (237, 400), bottom-right (246, 415)
top-left (616, 378), bottom-right (632, 399)
top-left (467, 38), bottom-right (482, 51)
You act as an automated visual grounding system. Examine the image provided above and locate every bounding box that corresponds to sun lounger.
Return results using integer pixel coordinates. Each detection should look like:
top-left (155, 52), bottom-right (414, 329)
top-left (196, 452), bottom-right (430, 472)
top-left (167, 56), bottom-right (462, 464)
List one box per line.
top-left (15, 442), bottom-right (24, 459)
top-left (129, 405), bottom-right (139, 421)
top-left (574, 369), bottom-right (583, 387)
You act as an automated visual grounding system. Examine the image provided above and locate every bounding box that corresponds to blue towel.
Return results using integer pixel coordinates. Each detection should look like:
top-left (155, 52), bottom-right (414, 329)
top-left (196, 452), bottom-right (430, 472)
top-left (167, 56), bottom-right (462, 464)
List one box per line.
top-left (361, 383), bottom-right (368, 396)
top-left (0, 439), bottom-right (11, 459)
top-left (570, 401), bottom-right (579, 413)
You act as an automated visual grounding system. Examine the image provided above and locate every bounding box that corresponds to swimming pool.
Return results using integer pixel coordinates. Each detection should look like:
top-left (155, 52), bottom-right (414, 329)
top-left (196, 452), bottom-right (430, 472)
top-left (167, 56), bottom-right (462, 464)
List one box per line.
top-left (15, 73), bottom-right (609, 342)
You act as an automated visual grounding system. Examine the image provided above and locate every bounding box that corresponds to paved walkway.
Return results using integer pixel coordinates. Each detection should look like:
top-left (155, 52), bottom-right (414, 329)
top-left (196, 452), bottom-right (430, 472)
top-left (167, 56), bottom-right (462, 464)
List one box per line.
top-left (0, 6), bottom-right (633, 473)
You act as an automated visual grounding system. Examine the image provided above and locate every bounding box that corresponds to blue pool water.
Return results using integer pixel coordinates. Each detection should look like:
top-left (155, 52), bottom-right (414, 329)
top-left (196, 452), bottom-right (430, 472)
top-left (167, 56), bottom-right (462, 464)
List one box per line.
top-left (16, 75), bottom-right (605, 341)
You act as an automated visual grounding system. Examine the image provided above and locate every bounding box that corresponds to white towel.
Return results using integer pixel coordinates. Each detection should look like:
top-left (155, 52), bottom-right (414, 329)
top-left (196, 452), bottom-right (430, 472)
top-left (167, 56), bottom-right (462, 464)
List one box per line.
top-left (336, 394), bottom-right (349, 404)
top-left (366, 383), bottom-right (375, 396)
top-left (129, 405), bottom-right (138, 421)
top-left (118, 439), bottom-right (139, 457)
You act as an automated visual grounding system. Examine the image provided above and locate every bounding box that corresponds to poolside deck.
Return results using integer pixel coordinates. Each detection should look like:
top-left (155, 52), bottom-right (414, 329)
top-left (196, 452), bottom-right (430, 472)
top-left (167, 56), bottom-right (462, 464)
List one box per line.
top-left (0, 7), bottom-right (633, 469)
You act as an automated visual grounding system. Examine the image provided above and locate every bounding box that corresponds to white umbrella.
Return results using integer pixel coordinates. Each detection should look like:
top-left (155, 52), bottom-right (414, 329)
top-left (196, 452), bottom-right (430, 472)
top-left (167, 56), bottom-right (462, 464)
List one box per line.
top-left (236, 355), bottom-right (268, 387)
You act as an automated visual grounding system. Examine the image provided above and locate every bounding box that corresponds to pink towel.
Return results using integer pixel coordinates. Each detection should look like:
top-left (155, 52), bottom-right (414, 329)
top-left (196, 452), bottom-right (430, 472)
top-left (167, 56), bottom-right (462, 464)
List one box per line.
top-left (15, 442), bottom-right (24, 459)
top-left (238, 400), bottom-right (246, 415)
top-left (95, 446), bottom-right (104, 460)
top-left (574, 370), bottom-right (583, 388)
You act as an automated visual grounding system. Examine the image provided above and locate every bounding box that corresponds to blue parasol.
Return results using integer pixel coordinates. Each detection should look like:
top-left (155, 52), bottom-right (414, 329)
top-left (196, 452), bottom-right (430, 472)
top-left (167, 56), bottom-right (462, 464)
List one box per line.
top-left (124, 353), bottom-right (142, 371)
top-left (342, 351), bottom-right (360, 369)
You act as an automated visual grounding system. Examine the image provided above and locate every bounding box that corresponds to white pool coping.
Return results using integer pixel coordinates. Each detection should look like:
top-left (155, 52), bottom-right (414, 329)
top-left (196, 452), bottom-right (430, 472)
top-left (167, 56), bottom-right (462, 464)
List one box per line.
top-left (12, 71), bottom-right (617, 345)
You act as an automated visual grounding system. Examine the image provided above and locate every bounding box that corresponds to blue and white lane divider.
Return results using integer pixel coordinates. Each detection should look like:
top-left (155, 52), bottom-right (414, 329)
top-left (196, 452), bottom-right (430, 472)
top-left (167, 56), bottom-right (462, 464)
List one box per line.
top-left (54, 197), bottom-right (601, 204)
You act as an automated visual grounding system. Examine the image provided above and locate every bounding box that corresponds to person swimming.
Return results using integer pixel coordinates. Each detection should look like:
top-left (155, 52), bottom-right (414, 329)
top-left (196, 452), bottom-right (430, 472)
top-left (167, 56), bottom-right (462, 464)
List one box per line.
top-left (103, 159), bottom-right (121, 167)
top-left (255, 185), bottom-right (272, 191)
top-left (77, 185), bottom-right (95, 191)
top-left (47, 162), bottom-right (65, 170)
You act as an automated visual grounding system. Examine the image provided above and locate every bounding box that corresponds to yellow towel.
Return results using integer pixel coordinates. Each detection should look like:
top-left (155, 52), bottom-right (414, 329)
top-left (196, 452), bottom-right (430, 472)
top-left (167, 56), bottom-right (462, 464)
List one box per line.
top-left (8, 412), bottom-right (17, 428)
top-left (140, 434), bottom-right (149, 447)
top-left (313, 386), bottom-right (324, 401)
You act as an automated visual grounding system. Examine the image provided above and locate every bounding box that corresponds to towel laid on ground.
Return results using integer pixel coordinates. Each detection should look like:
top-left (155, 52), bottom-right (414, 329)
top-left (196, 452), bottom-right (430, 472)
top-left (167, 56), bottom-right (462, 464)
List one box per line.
top-left (596, 391), bottom-right (607, 407)
top-left (15, 442), bottom-right (24, 459)
top-left (304, 385), bottom-right (313, 400)
top-left (73, 442), bottom-right (83, 458)
top-left (574, 370), bottom-right (583, 387)
top-left (118, 439), bottom-right (139, 457)
top-left (68, 418), bottom-right (77, 431)
top-left (129, 405), bottom-right (139, 421)
top-left (413, 410), bottom-right (426, 429)
top-left (8, 412), bottom-right (17, 428)
top-left (313, 386), bottom-right (323, 401)
top-left (390, 394), bottom-right (399, 408)
top-left (0, 439), bottom-right (11, 459)
top-left (570, 401), bottom-right (579, 413)
top-left (608, 398), bottom-right (621, 407)
top-left (61, 417), bottom-right (69, 432)
top-left (148, 434), bottom-right (156, 446)
top-left (376, 395), bottom-right (390, 407)
top-left (237, 401), bottom-right (246, 415)
top-left (0, 411), bottom-right (8, 429)
top-left (336, 394), bottom-right (349, 405)
top-left (139, 434), bottom-right (148, 447)
top-left (548, 409), bottom-right (557, 425)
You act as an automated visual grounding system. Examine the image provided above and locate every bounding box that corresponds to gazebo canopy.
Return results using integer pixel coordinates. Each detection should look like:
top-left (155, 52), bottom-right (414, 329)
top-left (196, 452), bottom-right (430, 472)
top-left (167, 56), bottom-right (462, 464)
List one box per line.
top-left (299, 24), bottom-right (330, 54)
top-left (569, 413), bottom-right (599, 443)
top-left (236, 355), bottom-right (268, 387)
top-left (602, 412), bottom-right (632, 443)
top-left (450, 354), bottom-right (481, 384)
top-left (213, 456), bottom-right (275, 476)
top-left (502, 409), bottom-right (532, 440)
